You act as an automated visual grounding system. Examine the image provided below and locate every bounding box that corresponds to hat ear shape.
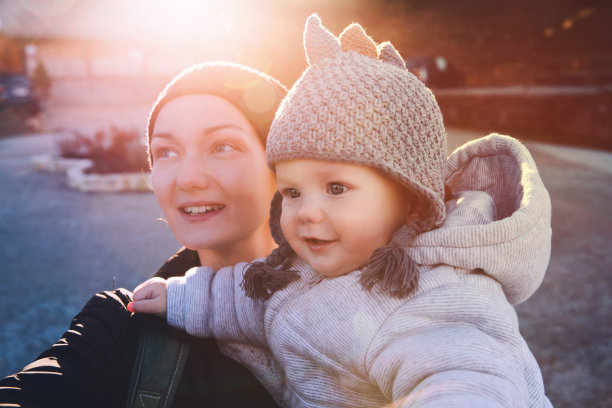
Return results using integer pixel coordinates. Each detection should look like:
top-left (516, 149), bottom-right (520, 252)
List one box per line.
top-left (304, 14), bottom-right (341, 66)
top-left (339, 23), bottom-right (378, 59)
top-left (378, 41), bottom-right (406, 69)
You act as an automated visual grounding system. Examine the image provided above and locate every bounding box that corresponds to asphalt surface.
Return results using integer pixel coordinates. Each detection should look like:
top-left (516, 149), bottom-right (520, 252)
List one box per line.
top-left (0, 132), bottom-right (178, 373)
top-left (1, 128), bottom-right (611, 407)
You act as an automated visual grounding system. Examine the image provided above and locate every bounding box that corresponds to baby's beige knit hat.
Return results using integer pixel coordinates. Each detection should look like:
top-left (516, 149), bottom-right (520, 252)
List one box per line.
top-left (267, 14), bottom-right (447, 232)
top-left (243, 15), bottom-right (448, 301)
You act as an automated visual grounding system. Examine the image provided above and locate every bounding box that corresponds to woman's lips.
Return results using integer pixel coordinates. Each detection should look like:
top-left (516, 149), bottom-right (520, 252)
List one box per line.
top-left (179, 204), bottom-right (225, 221)
top-left (181, 204), bottom-right (225, 215)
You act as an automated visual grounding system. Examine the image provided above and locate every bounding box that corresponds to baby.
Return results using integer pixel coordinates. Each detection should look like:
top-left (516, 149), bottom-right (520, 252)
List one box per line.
top-left (131, 15), bottom-right (553, 407)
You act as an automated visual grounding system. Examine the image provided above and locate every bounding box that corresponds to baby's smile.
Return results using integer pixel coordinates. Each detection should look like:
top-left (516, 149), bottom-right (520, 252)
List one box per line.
top-left (303, 237), bottom-right (337, 251)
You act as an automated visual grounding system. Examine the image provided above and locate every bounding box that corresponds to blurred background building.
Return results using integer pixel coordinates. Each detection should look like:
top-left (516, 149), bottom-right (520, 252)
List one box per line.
top-left (0, 0), bottom-right (611, 146)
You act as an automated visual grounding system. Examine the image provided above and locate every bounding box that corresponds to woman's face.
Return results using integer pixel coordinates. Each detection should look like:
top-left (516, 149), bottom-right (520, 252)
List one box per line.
top-left (150, 94), bottom-right (275, 256)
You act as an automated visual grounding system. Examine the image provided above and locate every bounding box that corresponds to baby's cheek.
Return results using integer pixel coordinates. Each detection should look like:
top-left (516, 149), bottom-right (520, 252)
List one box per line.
top-left (345, 234), bottom-right (385, 265)
top-left (279, 212), bottom-right (297, 244)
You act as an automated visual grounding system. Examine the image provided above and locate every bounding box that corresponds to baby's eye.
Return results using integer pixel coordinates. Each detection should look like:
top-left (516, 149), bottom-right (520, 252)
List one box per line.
top-left (327, 183), bottom-right (348, 195)
top-left (213, 143), bottom-right (236, 153)
top-left (281, 188), bottom-right (300, 199)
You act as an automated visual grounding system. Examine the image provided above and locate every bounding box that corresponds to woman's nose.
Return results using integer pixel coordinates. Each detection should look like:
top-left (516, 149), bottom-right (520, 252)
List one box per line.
top-left (176, 154), bottom-right (211, 191)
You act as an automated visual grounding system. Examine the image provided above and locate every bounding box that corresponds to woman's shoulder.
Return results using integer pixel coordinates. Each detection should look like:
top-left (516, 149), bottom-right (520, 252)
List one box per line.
top-left (154, 247), bottom-right (200, 279)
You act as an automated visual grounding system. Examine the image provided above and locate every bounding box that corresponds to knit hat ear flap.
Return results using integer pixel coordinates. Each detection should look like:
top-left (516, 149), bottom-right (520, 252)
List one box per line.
top-left (242, 192), bottom-right (299, 301)
top-left (377, 41), bottom-right (406, 69)
top-left (304, 14), bottom-right (342, 66)
top-left (339, 23), bottom-right (378, 58)
top-left (268, 191), bottom-right (285, 245)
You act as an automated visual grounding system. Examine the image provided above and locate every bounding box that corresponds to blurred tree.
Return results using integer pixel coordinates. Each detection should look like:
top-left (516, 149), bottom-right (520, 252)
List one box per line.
top-left (32, 60), bottom-right (51, 98)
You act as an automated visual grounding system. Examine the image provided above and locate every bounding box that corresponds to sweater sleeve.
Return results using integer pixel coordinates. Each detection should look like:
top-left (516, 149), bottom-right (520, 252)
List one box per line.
top-left (166, 262), bottom-right (268, 346)
top-left (367, 281), bottom-right (534, 407)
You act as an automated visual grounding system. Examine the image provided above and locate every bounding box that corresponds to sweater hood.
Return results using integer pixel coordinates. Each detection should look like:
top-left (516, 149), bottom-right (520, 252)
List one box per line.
top-left (409, 134), bottom-right (551, 305)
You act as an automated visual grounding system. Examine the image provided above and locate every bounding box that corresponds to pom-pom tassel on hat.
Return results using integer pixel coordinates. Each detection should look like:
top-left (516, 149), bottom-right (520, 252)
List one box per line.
top-left (360, 246), bottom-right (419, 298)
top-left (359, 224), bottom-right (420, 298)
top-left (242, 244), bottom-right (299, 301)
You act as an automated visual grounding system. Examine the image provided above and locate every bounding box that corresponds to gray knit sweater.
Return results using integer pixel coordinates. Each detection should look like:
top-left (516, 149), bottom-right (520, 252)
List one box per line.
top-left (167, 134), bottom-right (553, 407)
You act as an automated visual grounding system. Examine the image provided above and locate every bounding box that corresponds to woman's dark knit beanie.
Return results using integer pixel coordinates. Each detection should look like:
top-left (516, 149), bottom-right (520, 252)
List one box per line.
top-left (146, 61), bottom-right (287, 165)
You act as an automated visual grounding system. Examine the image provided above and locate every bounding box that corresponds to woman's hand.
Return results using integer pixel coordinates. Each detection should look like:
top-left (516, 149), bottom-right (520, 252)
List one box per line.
top-left (127, 277), bottom-right (168, 317)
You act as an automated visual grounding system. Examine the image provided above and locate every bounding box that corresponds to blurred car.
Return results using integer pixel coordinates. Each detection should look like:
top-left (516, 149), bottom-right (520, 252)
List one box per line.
top-left (0, 73), bottom-right (40, 117)
top-left (404, 56), bottom-right (465, 88)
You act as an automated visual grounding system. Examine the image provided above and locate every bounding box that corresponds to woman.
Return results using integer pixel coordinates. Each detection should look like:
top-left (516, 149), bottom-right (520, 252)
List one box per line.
top-left (0, 62), bottom-right (286, 407)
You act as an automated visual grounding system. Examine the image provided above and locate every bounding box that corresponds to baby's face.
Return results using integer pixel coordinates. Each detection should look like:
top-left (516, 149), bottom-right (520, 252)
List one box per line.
top-left (276, 159), bottom-right (410, 277)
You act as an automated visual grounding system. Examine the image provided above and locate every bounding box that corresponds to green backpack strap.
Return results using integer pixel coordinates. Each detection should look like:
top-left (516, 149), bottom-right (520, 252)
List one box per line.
top-left (126, 326), bottom-right (191, 408)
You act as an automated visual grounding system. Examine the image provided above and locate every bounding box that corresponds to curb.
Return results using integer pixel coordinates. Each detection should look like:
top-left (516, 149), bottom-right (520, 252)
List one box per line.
top-left (32, 154), bottom-right (152, 193)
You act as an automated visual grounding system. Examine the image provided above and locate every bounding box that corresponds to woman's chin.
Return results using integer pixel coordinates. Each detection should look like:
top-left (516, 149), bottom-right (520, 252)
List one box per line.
top-left (170, 211), bottom-right (225, 243)
top-left (177, 230), bottom-right (241, 253)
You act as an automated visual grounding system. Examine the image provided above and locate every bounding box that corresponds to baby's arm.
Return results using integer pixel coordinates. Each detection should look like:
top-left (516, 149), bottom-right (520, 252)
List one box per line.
top-left (128, 277), bottom-right (167, 316)
top-left (368, 284), bottom-right (535, 407)
top-left (131, 266), bottom-right (288, 405)
top-left (132, 263), bottom-right (268, 346)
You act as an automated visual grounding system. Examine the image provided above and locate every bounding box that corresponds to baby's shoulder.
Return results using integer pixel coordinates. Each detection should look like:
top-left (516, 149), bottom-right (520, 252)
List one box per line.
top-left (373, 266), bottom-right (516, 337)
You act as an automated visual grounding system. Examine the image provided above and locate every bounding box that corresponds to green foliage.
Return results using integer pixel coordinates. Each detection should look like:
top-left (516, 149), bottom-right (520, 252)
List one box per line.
top-left (58, 127), bottom-right (149, 174)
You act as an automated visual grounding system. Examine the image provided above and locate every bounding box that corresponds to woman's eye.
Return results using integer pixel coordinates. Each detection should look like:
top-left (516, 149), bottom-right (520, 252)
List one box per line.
top-left (282, 188), bottom-right (300, 199)
top-left (213, 143), bottom-right (236, 153)
top-left (155, 148), bottom-right (177, 160)
top-left (328, 183), bottom-right (348, 195)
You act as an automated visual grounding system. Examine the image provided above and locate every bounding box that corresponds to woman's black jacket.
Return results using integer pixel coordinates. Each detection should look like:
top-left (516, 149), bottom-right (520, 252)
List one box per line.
top-left (0, 248), bottom-right (279, 407)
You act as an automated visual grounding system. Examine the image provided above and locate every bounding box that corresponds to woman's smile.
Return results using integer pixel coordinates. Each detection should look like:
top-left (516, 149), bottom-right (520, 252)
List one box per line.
top-left (180, 203), bottom-right (226, 216)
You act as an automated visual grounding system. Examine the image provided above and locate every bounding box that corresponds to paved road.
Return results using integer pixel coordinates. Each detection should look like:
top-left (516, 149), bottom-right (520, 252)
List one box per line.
top-left (0, 132), bottom-right (178, 373)
top-left (1, 129), bottom-right (611, 407)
